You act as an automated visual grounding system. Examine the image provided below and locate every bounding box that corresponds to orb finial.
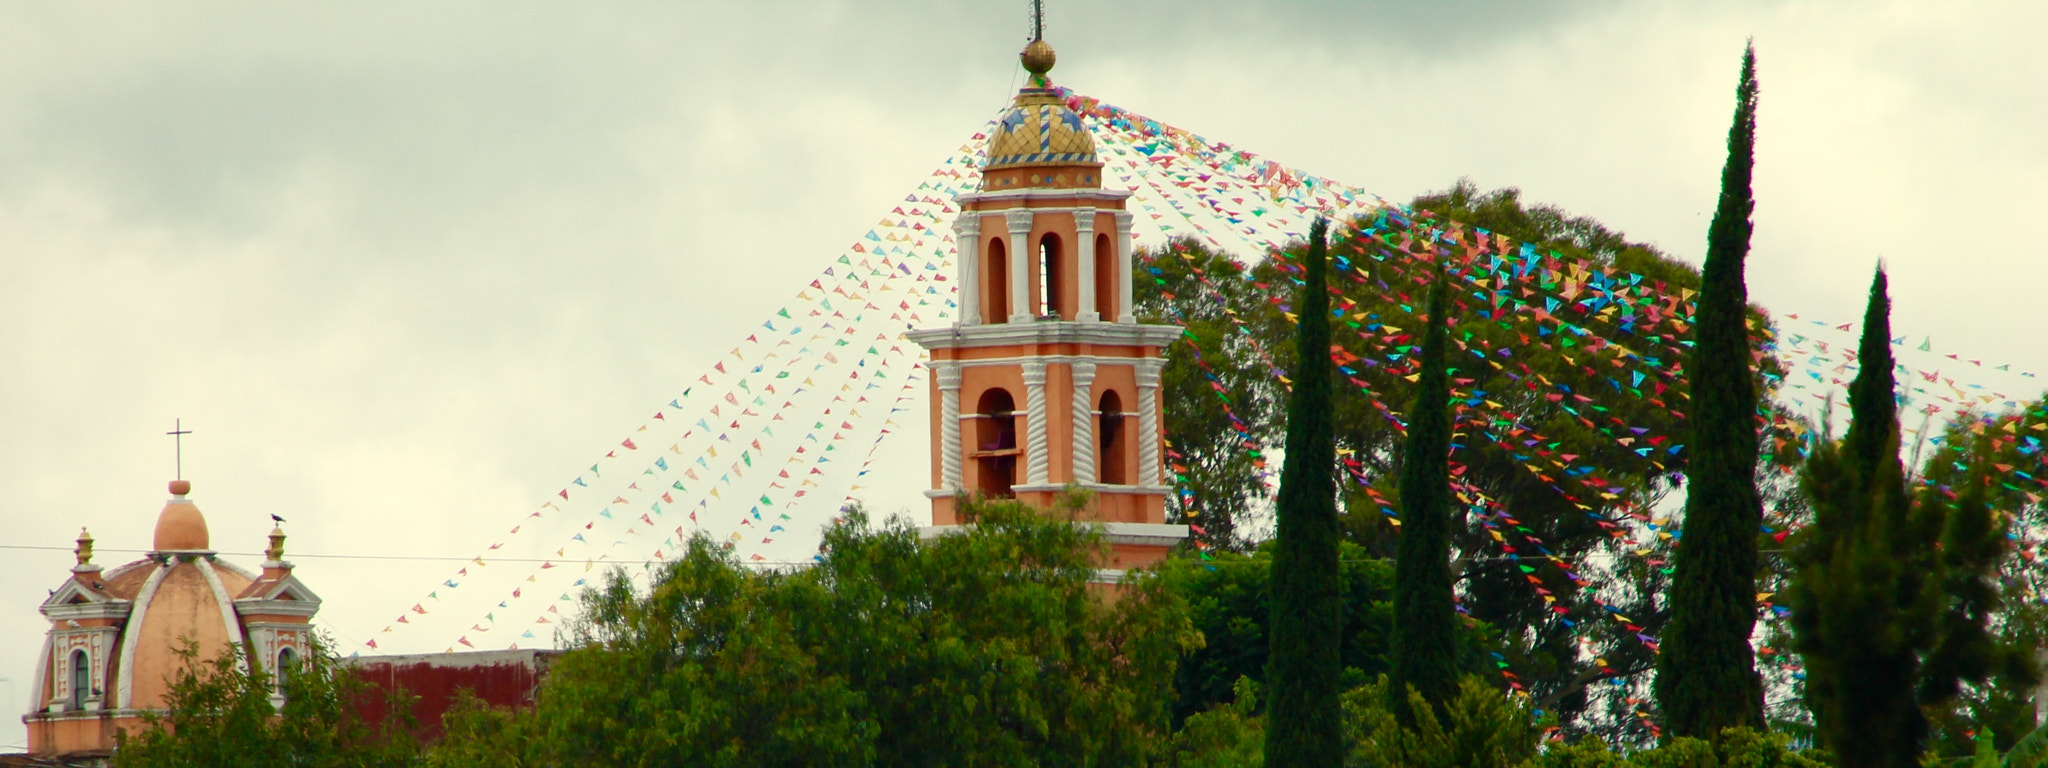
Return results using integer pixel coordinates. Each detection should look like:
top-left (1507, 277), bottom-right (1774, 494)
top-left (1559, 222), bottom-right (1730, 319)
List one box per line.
top-left (266, 524), bottom-right (287, 562)
top-left (1021, 38), bottom-right (1056, 79)
top-left (75, 528), bottom-right (94, 566)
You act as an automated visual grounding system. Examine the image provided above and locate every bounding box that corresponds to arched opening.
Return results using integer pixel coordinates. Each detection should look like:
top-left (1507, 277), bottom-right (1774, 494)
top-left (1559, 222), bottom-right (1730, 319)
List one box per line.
top-left (1099, 390), bottom-right (1127, 485)
top-left (68, 650), bottom-right (89, 711)
top-left (986, 236), bottom-right (1009, 323)
top-left (973, 388), bottom-right (1018, 498)
top-left (1093, 232), bottom-right (1116, 320)
top-left (276, 646), bottom-right (298, 692)
top-left (1039, 232), bottom-right (1064, 319)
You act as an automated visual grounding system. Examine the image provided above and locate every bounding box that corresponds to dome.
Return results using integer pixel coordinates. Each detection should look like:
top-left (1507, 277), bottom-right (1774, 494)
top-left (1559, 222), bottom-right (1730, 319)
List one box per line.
top-left (153, 480), bottom-right (210, 551)
top-left (984, 90), bottom-right (1097, 171)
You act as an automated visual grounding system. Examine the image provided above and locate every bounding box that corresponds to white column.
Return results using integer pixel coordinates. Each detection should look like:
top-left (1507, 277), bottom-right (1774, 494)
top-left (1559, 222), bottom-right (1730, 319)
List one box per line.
top-left (1069, 362), bottom-right (1098, 484)
top-left (1023, 361), bottom-right (1050, 486)
top-left (1135, 359), bottom-right (1164, 486)
top-left (937, 364), bottom-right (964, 491)
top-left (952, 216), bottom-right (981, 325)
top-left (1114, 210), bottom-right (1137, 323)
top-left (1006, 210), bottom-right (1035, 322)
top-left (1074, 208), bottom-right (1098, 322)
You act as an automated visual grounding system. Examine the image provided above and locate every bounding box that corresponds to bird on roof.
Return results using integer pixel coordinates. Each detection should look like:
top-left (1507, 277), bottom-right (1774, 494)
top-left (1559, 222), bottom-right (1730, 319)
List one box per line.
top-left (271, 514), bottom-right (287, 523)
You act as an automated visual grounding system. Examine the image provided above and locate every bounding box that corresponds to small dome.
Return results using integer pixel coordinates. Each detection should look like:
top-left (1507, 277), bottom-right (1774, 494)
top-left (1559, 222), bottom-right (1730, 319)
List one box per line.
top-left (985, 90), bottom-right (1096, 171)
top-left (153, 480), bottom-right (210, 551)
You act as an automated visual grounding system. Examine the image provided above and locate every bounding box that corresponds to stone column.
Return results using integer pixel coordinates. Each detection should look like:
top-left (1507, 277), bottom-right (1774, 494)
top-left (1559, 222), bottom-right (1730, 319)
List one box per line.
top-left (1074, 208), bottom-right (1098, 322)
top-left (1114, 211), bottom-right (1136, 323)
top-left (937, 364), bottom-right (963, 491)
top-left (952, 216), bottom-right (981, 325)
top-left (1135, 359), bottom-right (1164, 486)
top-left (1069, 362), bottom-right (1097, 484)
top-left (1023, 361), bottom-right (1050, 486)
top-left (1006, 210), bottom-right (1035, 322)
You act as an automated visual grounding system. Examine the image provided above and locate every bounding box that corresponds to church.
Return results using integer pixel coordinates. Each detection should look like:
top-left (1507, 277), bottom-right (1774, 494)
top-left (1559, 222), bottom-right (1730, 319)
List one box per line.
top-left (14, 22), bottom-right (1184, 764)
top-left (906, 33), bottom-right (1187, 575)
top-left (20, 480), bottom-right (320, 758)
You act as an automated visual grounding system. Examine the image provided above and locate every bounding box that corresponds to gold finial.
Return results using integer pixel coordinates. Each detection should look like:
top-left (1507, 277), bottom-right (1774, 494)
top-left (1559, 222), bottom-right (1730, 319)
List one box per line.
top-left (1021, 38), bottom-right (1056, 81)
top-left (75, 528), bottom-right (94, 566)
top-left (266, 525), bottom-right (286, 562)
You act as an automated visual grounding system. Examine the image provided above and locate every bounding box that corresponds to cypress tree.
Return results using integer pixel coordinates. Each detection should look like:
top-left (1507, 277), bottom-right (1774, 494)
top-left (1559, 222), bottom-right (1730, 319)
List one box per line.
top-left (1388, 259), bottom-right (1459, 727)
top-left (1264, 218), bottom-right (1344, 767)
top-left (1789, 267), bottom-right (2009, 767)
top-left (1654, 41), bottom-right (1766, 738)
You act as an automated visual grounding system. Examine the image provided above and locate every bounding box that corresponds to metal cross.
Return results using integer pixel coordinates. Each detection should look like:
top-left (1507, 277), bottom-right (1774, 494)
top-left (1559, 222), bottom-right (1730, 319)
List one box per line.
top-left (167, 419), bottom-right (192, 480)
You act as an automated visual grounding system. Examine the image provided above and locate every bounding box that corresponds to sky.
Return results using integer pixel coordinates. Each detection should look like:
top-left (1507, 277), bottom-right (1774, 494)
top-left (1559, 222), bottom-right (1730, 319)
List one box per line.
top-left (3, 0), bottom-right (2043, 751)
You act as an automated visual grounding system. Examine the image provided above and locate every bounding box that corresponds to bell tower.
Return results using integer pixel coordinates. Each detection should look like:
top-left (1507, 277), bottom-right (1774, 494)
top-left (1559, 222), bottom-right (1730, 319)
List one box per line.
top-left (906, 25), bottom-right (1187, 574)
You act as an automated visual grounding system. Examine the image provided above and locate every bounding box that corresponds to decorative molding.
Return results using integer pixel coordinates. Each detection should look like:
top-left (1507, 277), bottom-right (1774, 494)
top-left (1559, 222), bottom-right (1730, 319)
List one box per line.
top-left (194, 558), bottom-right (246, 648)
top-left (1074, 207), bottom-right (1098, 323)
top-left (1006, 210), bottom-right (1034, 322)
top-left (1136, 359), bottom-right (1164, 486)
top-left (937, 365), bottom-right (964, 491)
top-left (1070, 362), bottom-right (1098, 485)
top-left (1114, 210), bottom-right (1137, 323)
top-left (914, 522), bottom-right (1188, 546)
top-left (956, 188), bottom-right (1134, 206)
top-left (953, 216), bottom-right (982, 325)
top-left (1022, 362), bottom-right (1050, 486)
top-left (116, 562), bottom-right (172, 709)
top-left (905, 321), bottom-right (1181, 351)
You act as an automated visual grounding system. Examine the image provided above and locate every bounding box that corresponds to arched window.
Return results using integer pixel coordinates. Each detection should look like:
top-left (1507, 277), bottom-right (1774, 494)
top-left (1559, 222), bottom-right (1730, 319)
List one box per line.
top-left (974, 388), bottom-right (1019, 498)
top-left (1099, 391), bottom-right (1127, 485)
top-left (276, 646), bottom-right (298, 692)
top-left (1039, 232), bottom-right (1064, 319)
top-left (1093, 232), bottom-right (1116, 320)
top-left (986, 237), bottom-right (1009, 323)
top-left (68, 650), bottom-right (89, 711)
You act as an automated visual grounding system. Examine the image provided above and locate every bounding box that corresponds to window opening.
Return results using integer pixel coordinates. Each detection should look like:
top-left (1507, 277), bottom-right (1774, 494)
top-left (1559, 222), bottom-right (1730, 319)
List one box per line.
top-left (1099, 390), bottom-right (1127, 485)
top-left (974, 389), bottom-right (1019, 497)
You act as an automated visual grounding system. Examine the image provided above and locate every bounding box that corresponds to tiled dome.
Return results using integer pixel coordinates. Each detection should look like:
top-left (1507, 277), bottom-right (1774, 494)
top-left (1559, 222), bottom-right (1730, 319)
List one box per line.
top-left (985, 90), bottom-right (1096, 171)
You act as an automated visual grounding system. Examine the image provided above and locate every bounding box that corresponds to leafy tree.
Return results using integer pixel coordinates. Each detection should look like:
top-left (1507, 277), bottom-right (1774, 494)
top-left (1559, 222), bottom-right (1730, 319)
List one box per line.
top-left (1656, 40), bottom-right (1767, 739)
top-left (115, 637), bottom-right (421, 768)
top-left (1138, 236), bottom-right (1288, 549)
top-left (1786, 268), bottom-right (2009, 767)
top-left (1530, 728), bottom-right (1830, 767)
top-left (1916, 394), bottom-right (2048, 758)
top-left (1264, 217), bottom-right (1346, 767)
top-left (485, 493), bottom-right (1195, 767)
top-left (1173, 677), bottom-right (1267, 768)
top-left (1390, 262), bottom-right (1461, 725)
top-left (1344, 675), bottom-right (1542, 768)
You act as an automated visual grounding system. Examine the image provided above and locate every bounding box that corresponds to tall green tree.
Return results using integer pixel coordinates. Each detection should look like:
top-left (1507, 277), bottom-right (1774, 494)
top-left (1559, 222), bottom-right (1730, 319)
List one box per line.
top-left (1788, 267), bottom-right (2010, 767)
top-left (115, 637), bottom-right (421, 768)
top-left (1389, 260), bottom-right (1461, 727)
top-left (1264, 218), bottom-right (1345, 767)
top-left (1655, 41), bottom-right (1767, 739)
top-left (459, 494), bottom-right (1198, 767)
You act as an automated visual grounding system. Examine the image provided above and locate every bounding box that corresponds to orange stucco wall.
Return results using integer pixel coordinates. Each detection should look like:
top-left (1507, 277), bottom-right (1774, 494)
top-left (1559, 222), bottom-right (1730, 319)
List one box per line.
top-left (129, 562), bottom-right (233, 709)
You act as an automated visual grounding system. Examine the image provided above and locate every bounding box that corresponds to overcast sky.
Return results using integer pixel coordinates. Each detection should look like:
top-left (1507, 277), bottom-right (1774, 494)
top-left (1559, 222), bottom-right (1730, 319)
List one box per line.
top-left (4, 0), bottom-right (2042, 750)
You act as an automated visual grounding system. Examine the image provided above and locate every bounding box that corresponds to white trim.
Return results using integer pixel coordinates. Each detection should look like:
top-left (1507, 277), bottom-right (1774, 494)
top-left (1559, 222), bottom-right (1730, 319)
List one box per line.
top-left (195, 558), bottom-right (246, 648)
top-left (30, 634), bottom-right (50, 712)
top-left (957, 188), bottom-right (1133, 206)
top-left (1136, 359), bottom-right (1165, 487)
top-left (953, 215), bottom-right (982, 325)
top-left (1022, 362), bottom-right (1050, 486)
top-left (1069, 362), bottom-right (1098, 485)
top-left (1074, 208), bottom-right (1098, 323)
top-left (1006, 210), bottom-right (1034, 323)
top-left (913, 522), bottom-right (1187, 548)
top-left (1114, 210), bottom-right (1136, 323)
top-left (1091, 569), bottom-right (1128, 584)
top-left (117, 561), bottom-right (172, 709)
top-left (905, 322), bottom-right (1181, 351)
top-left (937, 365), bottom-right (964, 492)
